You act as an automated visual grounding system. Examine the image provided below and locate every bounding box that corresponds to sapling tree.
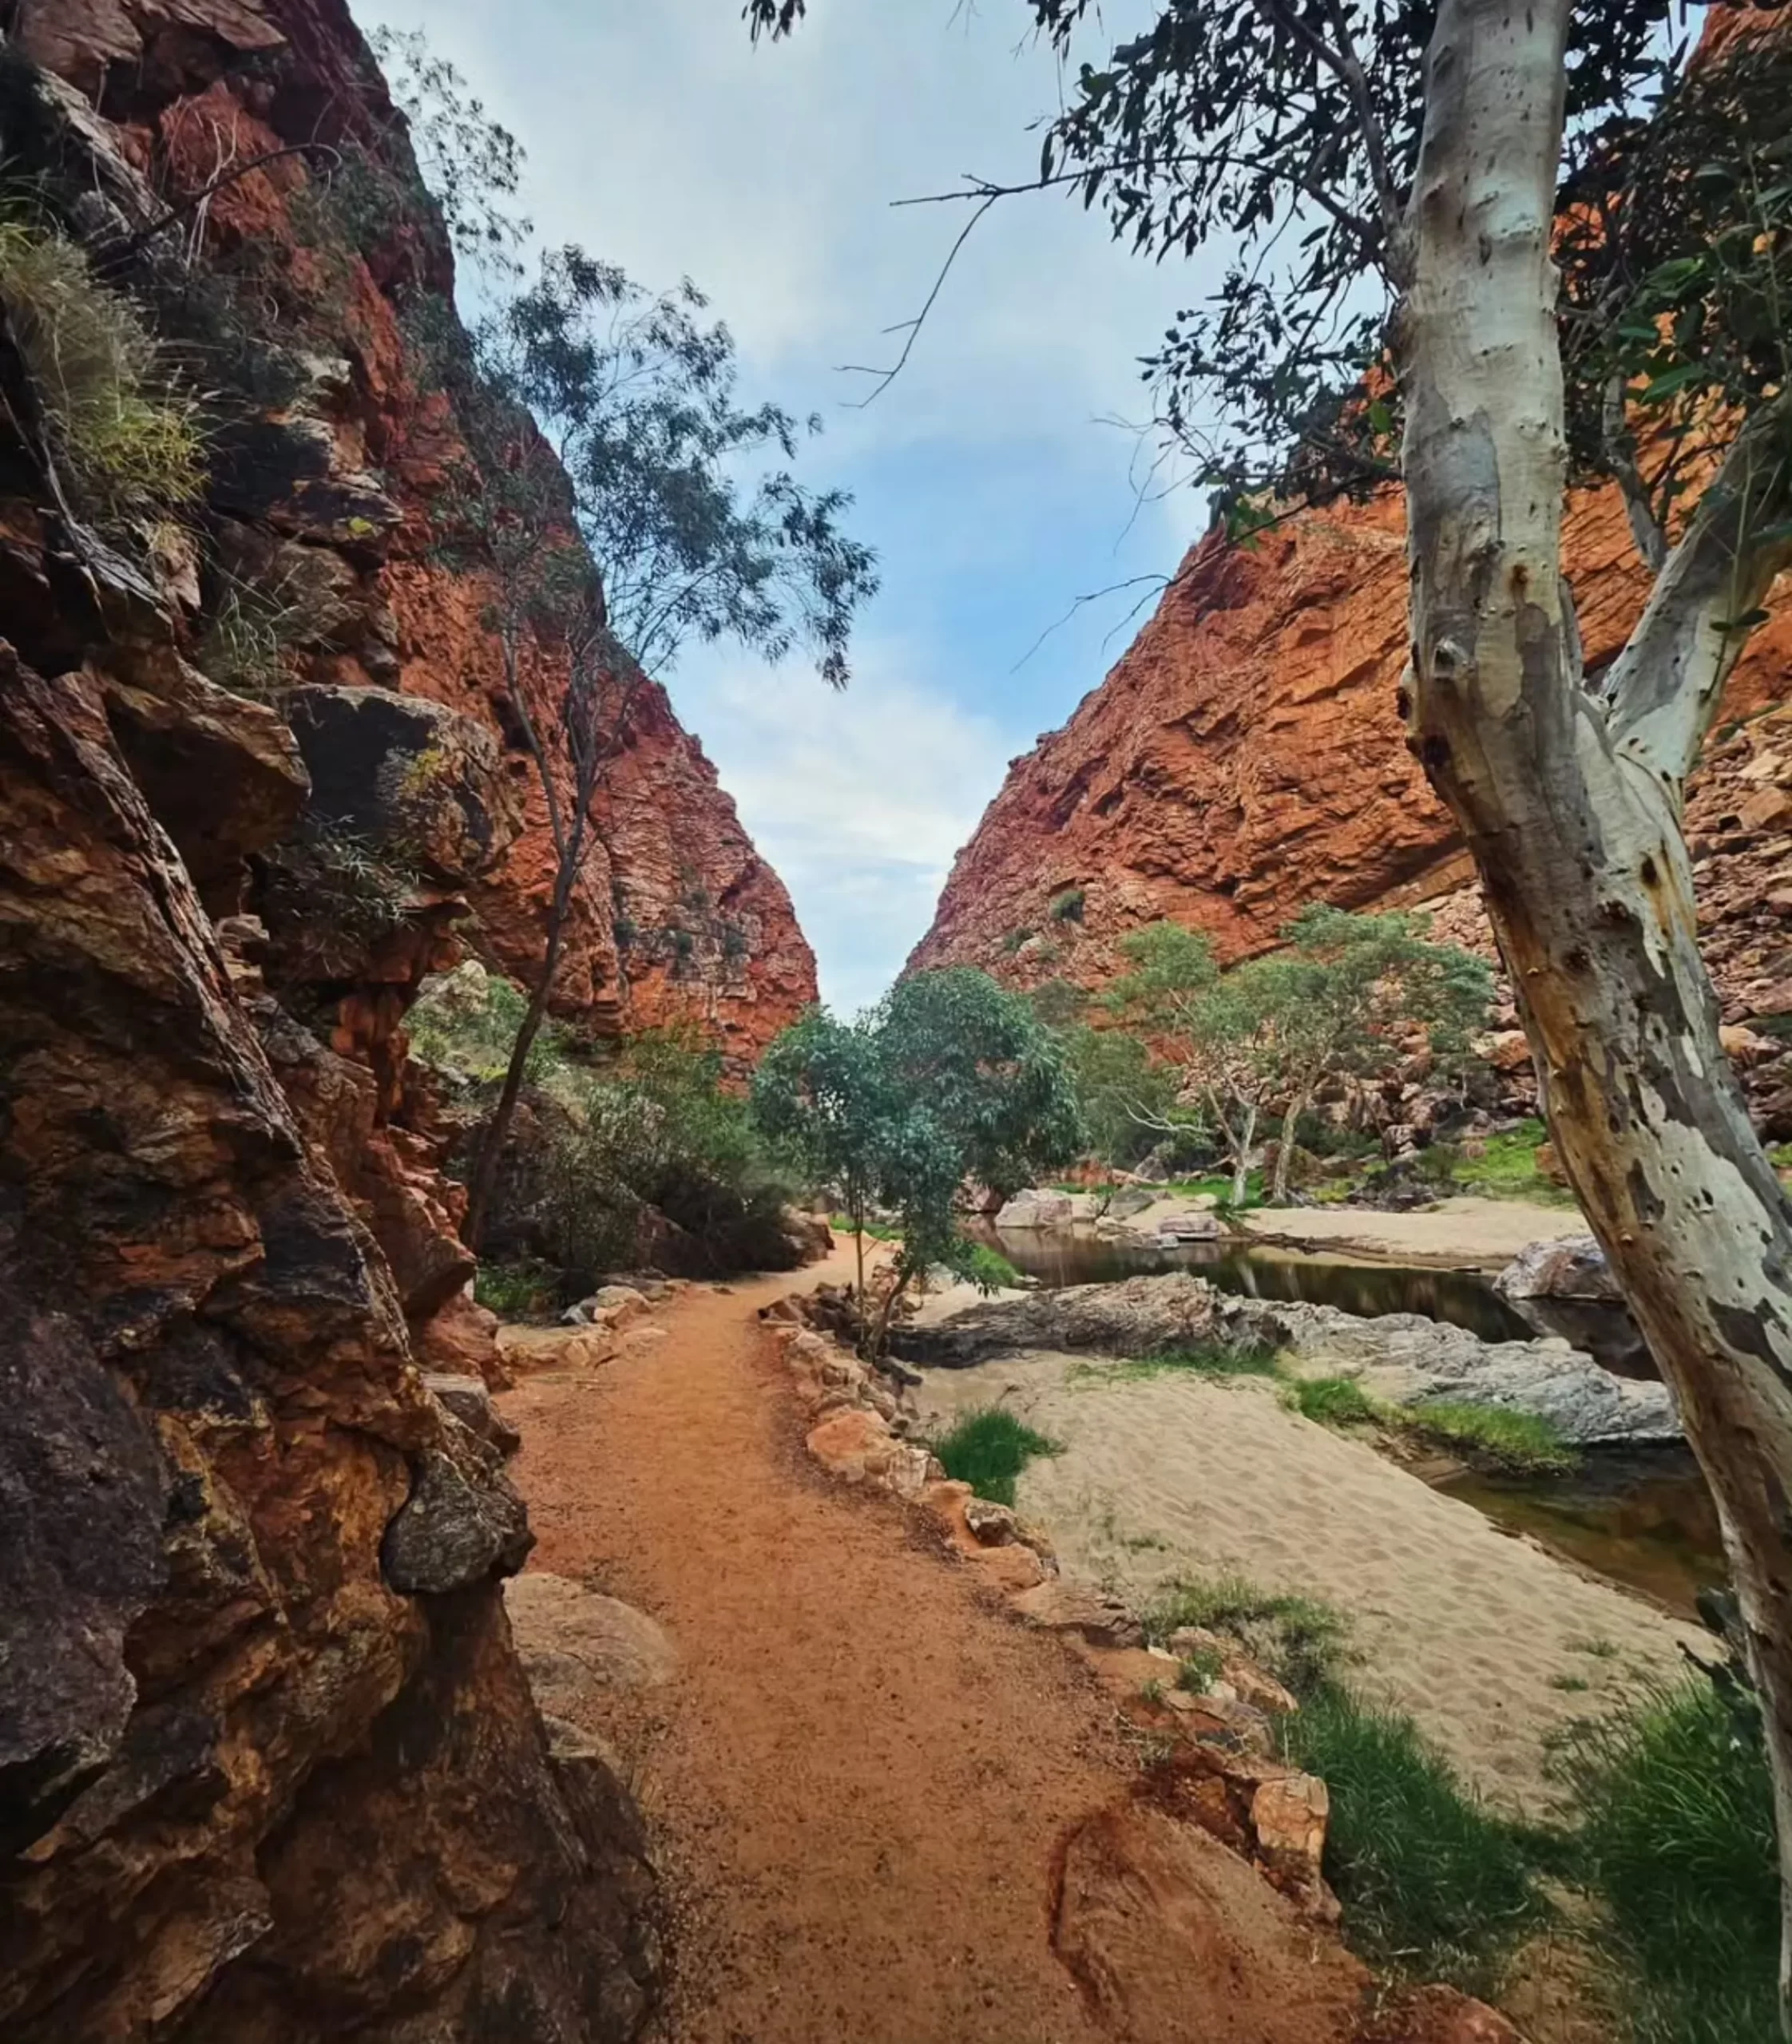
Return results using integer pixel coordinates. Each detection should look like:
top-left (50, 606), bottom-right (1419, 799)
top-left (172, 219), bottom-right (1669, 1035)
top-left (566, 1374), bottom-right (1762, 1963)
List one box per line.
top-left (1250, 907), bottom-right (1493, 1202)
top-left (752, 1006), bottom-right (894, 1309)
top-left (747, 1), bottom-right (1792, 1994)
top-left (753, 970), bottom-right (1082, 1355)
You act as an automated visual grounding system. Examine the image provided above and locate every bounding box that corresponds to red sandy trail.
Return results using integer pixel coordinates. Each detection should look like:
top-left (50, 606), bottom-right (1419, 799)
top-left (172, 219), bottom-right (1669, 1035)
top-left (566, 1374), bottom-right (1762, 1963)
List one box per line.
top-left (499, 1250), bottom-right (1395, 2044)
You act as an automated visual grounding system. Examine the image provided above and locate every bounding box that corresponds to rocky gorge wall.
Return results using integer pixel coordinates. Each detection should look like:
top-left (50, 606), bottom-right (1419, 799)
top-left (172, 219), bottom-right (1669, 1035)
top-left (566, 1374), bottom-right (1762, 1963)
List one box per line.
top-left (0, 0), bottom-right (827, 2032)
top-left (910, 483), bottom-right (1792, 1139)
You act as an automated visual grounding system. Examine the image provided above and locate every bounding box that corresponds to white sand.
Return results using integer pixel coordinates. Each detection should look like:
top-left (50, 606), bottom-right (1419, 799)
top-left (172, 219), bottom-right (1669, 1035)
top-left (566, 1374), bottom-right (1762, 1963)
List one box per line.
top-left (1240, 1196), bottom-right (1585, 1268)
top-left (916, 1354), bottom-right (1702, 1813)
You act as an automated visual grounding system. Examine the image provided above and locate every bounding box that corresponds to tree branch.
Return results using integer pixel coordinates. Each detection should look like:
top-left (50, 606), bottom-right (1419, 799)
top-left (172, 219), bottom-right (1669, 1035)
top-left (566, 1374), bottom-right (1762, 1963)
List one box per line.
top-left (1605, 394), bottom-right (1792, 785)
top-left (1603, 373), bottom-right (1667, 574)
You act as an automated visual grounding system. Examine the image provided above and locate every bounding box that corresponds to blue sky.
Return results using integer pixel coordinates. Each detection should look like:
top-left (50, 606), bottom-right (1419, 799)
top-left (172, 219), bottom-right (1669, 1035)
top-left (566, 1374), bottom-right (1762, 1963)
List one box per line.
top-left (353, 0), bottom-right (1220, 1015)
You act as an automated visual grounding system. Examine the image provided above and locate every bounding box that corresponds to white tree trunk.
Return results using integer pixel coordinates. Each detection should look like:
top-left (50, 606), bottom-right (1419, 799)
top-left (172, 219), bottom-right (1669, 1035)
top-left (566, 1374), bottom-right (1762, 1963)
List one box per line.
top-left (1403, 0), bottom-right (1792, 2016)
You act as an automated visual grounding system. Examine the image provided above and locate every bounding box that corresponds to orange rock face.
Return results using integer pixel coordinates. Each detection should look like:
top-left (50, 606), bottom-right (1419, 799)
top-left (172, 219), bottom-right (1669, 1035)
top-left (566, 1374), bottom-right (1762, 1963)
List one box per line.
top-left (912, 483), bottom-right (1792, 1131)
top-left (385, 564), bottom-right (816, 1070)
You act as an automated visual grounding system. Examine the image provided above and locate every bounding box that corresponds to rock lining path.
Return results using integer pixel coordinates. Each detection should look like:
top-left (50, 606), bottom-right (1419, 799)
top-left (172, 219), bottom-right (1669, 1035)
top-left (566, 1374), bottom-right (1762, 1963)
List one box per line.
top-left (499, 1249), bottom-right (1394, 2044)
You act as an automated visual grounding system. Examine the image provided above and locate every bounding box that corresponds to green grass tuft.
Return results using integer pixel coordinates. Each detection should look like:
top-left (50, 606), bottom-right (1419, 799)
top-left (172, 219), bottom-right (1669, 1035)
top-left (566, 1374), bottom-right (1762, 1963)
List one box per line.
top-left (929, 1407), bottom-right (1061, 1506)
top-left (1072, 1339), bottom-right (1281, 1388)
top-left (1287, 1374), bottom-right (1380, 1426)
top-left (829, 1211), bottom-right (900, 1242)
top-left (1281, 1683), bottom-right (1544, 1994)
top-left (1556, 1678), bottom-right (1780, 2044)
top-left (1443, 1117), bottom-right (1578, 1206)
top-left (1407, 1400), bottom-right (1576, 1472)
top-left (959, 1241), bottom-right (1025, 1291)
top-left (1144, 1574), bottom-right (1350, 1695)
top-left (0, 212), bottom-right (204, 523)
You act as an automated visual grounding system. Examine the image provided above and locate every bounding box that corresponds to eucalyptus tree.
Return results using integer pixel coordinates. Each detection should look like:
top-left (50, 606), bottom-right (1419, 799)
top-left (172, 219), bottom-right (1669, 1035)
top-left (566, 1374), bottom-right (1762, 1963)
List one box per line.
top-left (752, 1005), bottom-right (894, 1309)
top-left (754, 971), bottom-right (1082, 1355)
top-left (747, 2), bottom-right (1792, 1982)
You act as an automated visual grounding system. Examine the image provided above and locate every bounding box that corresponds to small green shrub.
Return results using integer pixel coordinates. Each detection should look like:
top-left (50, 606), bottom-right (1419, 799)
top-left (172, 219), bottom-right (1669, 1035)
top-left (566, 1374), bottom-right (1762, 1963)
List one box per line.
top-left (960, 1241), bottom-right (1025, 1291)
top-left (1446, 1118), bottom-right (1577, 1206)
top-left (930, 1408), bottom-right (1061, 1506)
top-left (474, 1257), bottom-right (557, 1319)
top-left (1556, 1678), bottom-right (1779, 2044)
top-left (1048, 885), bottom-right (1086, 923)
top-left (1000, 926), bottom-right (1033, 955)
top-left (1144, 1575), bottom-right (1350, 1695)
top-left (260, 826), bottom-right (420, 976)
top-left (1408, 1400), bottom-right (1576, 1473)
top-left (1178, 1646), bottom-right (1224, 1689)
top-left (407, 968), bottom-right (558, 1084)
top-left (1287, 1375), bottom-right (1380, 1427)
top-left (1282, 1683), bottom-right (1543, 1993)
top-left (830, 1211), bottom-right (901, 1242)
top-left (0, 213), bottom-right (205, 523)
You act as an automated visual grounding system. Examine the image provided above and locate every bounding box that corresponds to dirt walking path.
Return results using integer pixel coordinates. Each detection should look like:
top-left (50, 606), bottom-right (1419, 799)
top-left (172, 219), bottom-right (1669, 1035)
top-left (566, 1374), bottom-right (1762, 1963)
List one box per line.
top-left (498, 1252), bottom-right (1381, 2044)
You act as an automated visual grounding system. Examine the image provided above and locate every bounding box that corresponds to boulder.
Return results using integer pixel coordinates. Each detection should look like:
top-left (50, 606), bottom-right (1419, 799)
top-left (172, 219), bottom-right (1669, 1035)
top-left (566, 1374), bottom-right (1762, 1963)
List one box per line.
top-left (993, 1188), bottom-right (1076, 1230)
top-left (893, 1273), bottom-right (1230, 1369)
top-left (284, 683), bottom-right (518, 889)
top-left (1052, 1802), bottom-right (1369, 2044)
top-left (1010, 1579), bottom-right (1144, 1649)
top-left (1255, 1296), bottom-right (1678, 1444)
top-left (423, 1372), bottom-right (522, 1457)
top-left (963, 1498), bottom-right (1021, 1545)
top-left (1154, 1203), bottom-right (1223, 1242)
top-left (504, 1572), bottom-right (678, 1705)
top-left (1495, 1234), bottom-right (1622, 1305)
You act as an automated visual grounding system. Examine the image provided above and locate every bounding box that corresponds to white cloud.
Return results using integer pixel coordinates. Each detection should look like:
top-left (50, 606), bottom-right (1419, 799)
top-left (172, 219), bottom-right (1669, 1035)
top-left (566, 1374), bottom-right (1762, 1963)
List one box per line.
top-left (351, 0), bottom-right (1211, 1004)
top-left (672, 644), bottom-right (1013, 1016)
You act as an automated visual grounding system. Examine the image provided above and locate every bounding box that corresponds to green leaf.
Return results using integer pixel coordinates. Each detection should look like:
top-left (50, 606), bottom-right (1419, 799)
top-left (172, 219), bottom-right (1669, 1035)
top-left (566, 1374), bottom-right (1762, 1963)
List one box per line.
top-left (1637, 362), bottom-right (1709, 404)
top-left (1366, 398), bottom-right (1394, 437)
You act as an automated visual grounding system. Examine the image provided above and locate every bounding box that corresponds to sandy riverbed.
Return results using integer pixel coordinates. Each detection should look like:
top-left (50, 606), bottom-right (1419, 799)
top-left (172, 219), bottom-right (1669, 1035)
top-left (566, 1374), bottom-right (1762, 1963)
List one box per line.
top-left (1236, 1195), bottom-right (1585, 1268)
top-left (914, 1353), bottom-right (1703, 1814)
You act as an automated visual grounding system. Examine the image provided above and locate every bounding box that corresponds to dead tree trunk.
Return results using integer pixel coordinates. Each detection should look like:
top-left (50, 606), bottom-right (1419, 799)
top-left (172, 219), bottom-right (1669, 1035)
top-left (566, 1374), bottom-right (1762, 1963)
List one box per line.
top-left (1401, 0), bottom-right (1792, 2013)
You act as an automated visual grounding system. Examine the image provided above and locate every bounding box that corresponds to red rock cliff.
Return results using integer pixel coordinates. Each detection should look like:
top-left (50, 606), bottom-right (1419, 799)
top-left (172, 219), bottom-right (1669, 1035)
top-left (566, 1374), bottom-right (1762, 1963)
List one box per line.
top-left (911, 482), bottom-right (1792, 1135)
top-left (0, 2), bottom-right (687, 2036)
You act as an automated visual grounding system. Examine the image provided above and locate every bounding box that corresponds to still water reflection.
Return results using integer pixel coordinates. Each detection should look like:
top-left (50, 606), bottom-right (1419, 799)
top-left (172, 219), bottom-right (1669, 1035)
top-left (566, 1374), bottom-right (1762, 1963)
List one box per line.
top-left (969, 1222), bottom-right (1721, 1614)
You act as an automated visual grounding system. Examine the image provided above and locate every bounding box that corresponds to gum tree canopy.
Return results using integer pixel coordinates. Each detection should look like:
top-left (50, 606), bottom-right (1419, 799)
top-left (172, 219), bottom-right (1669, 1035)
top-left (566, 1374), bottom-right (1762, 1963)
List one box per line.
top-left (747, 0), bottom-right (1792, 2006)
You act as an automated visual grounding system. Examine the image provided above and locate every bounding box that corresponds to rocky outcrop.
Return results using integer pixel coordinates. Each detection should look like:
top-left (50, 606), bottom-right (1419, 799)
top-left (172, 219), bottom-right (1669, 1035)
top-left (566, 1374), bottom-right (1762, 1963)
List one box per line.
top-left (910, 481), bottom-right (1792, 1133)
top-left (0, 5), bottom-right (687, 2036)
top-left (1496, 1236), bottom-right (1622, 1305)
top-left (894, 1273), bottom-right (1677, 1444)
top-left (0, 664), bottom-right (657, 2040)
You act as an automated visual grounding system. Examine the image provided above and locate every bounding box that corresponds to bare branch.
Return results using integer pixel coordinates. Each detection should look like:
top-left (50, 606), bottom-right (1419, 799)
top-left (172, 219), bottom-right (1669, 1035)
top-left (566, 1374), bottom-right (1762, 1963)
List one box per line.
top-left (835, 189), bottom-right (1000, 405)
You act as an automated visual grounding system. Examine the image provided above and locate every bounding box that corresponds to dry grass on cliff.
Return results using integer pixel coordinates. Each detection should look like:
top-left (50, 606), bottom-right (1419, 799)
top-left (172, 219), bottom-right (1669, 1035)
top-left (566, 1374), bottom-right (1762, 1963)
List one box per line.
top-left (0, 212), bottom-right (205, 521)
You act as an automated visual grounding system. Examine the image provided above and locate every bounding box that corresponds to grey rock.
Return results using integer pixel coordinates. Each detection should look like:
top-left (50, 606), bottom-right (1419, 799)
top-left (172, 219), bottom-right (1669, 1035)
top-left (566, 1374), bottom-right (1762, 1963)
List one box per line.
top-left (0, 1291), bottom-right (170, 1852)
top-left (423, 1371), bottom-right (522, 1456)
top-left (893, 1273), bottom-right (1229, 1369)
top-left (383, 1444), bottom-right (533, 1594)
top-left (1495, 1234), bottom-right (1622, 1304)
top-left (993, 1189), bottom-right (1076, 1230)
top-left (1248, 1298), bottom-right (1678, 1445)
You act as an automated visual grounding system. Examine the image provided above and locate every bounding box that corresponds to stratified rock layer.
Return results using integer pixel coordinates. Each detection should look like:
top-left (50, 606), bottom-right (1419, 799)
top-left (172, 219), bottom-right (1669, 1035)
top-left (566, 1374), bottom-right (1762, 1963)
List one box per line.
top-left (0, 1), bottom-right (679, 2035)
top-left (912, 487), bottom-right (1792, 1130)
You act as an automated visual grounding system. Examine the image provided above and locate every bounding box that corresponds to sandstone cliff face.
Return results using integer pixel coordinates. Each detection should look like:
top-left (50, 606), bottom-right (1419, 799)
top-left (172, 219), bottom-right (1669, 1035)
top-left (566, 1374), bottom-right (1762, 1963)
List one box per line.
top-left (912, 483), bottom-right (1792, 1135)
top-left (0, 2), bottom-right (685, 2035)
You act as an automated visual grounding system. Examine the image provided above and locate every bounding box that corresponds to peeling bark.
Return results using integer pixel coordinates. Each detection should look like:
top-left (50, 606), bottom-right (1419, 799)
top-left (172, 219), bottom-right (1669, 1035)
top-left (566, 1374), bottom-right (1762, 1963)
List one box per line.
top-left (1401, 0), bottom-right (1792, 2017)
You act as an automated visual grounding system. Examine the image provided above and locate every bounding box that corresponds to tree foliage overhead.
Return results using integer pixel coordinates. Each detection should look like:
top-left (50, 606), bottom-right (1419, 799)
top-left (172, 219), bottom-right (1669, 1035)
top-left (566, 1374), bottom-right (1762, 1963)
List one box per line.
top-left (479, 247), bottom-right (878, 683)
top-left (1024, 0), bottom-right (1693, 518)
